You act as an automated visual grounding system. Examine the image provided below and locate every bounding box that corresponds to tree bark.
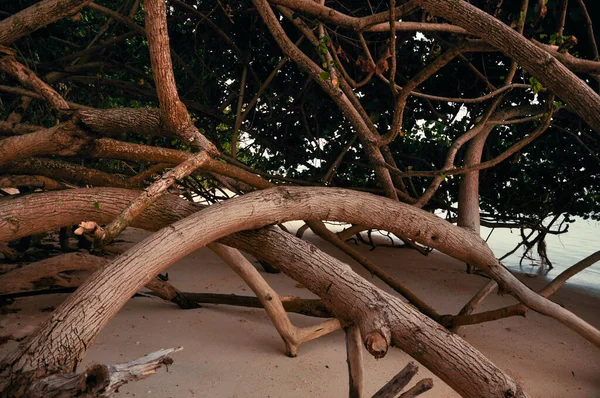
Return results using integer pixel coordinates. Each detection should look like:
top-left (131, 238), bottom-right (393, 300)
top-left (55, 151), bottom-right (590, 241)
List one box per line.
top-left (208, 242), bottom-right (340, 357)
top-left (0, 123), bottom-right (88, 168)
top-left (0, 0), bottom-right (92, 46)
top-left (1, 187), bottom-right (598, 349)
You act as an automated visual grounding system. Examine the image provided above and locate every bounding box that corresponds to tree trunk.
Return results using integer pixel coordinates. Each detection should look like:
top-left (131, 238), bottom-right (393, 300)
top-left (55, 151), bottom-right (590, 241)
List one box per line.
top-left (1, 187), bottom-right (598, 349)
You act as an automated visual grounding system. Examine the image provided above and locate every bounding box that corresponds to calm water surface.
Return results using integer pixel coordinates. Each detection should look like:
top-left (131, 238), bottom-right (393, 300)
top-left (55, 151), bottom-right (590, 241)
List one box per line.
top-left (482, 218), bottom-right (600, 293)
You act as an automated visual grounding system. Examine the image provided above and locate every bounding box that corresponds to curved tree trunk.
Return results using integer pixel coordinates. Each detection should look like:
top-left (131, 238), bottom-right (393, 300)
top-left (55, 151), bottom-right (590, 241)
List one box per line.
top-left (1, 187), bottom-right (598, 348)
top-left (0, 187), bottom-right (528, 397)
top-left (2, 186), bottom-right (598, 396)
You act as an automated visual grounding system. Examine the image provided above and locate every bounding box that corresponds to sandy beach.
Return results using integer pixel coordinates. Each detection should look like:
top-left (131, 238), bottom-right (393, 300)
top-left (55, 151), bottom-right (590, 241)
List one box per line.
top-left (1, 226), bottom-right (599, 397)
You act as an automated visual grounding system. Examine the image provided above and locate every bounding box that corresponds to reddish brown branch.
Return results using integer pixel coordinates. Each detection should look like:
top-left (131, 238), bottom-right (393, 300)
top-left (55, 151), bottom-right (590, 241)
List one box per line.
top-left (0, 51), bottom-right (69, 111)
top-left (144, 0), bottom-right (218, 154)
top-left (0, 0), bottom-right (92, 46)
top-left (442, 250), bottom-right (600, 328)
top-left (372, 361), bottom-right (418, 398)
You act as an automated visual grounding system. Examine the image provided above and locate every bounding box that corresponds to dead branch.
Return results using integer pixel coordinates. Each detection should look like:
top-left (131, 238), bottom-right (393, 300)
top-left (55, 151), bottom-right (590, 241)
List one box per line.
top-left (372, 361), bottom-right (418, 398)
top-left (164, 292), bottom-right (334, 318)
top-left (346, 325), bottom-right (364, 398)
top-left (209, 242), bottom-right (340, 357)
top-left (26, 347), bottom-right (182, 397)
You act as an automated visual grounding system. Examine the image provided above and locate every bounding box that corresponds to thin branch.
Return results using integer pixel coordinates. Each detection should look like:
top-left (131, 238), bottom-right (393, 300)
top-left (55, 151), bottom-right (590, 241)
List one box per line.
top-left (372, 361), bottom-right (418, 398)
top-left (442, 250), bottom-right (600, 328)
top-left (398, 378), bottom-right (434, 397)
top-left (164, 292), bottom-right (334, 318)
top-left (345, 325), bottom-right (364, 398)
top-left (231, 64), bottom-right (248, 159)
top-left (381, 44), bottom-right (468, 146)
top-left (556, 0), bottom-right (569, 37)
top-left (380, 108), bottom-right (552, 179)
top-left (240, 54), bottom-right (290, 121)
top-left (0, 51), bottom-right (69, 111)
top-left (551, 124), bottom-right (600, 163)
top-left (411, 83), bottom-right (530, 104)
top-left (366, 21), bottom-right (467, 34)
top-left (388, 0), bottom-right (397, 95)
top-left (323, 133), bottom-right (358, 183)
top-left (448, 279), bottom-right (497, 333)
top-left (412, 96), bottom-right (504, 207)
top-left (92, 153), bottom-right (211, 248)
top-left (574, 0), bottom-right (599, 61)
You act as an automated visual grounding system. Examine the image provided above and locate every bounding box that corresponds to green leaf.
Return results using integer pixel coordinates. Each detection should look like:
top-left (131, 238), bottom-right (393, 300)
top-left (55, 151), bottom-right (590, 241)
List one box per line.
top-left (528, 76), bottom-right (544, 94)
top-left (317, 43), bottom-right (328, 55)
top-left (93, 202), bottom-right (100, 209)
top-left (319, 71), bottom-right (330, 81)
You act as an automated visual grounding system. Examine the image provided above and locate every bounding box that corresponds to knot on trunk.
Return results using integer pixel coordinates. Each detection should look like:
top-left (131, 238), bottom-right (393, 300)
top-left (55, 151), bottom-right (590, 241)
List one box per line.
top-left (364, 330), bottom-right (389, 359)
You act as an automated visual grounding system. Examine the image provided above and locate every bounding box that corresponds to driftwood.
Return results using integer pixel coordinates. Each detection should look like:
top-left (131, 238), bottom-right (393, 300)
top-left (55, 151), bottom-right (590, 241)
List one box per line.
top-left (176, 292), bottom-right (333, 318)
top-left (26, 347), bottom-right (182, 397)
top-left (345, 325), bottom-right (364, 398)
top-left (0, 252), bottom-right (199, 309)
top-left (372, 361), bottom-right (433, 398)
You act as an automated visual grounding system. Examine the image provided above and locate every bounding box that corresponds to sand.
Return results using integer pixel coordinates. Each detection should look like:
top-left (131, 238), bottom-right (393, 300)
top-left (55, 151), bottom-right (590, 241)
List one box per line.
top-left (1, 226), bottom-right (599, 397)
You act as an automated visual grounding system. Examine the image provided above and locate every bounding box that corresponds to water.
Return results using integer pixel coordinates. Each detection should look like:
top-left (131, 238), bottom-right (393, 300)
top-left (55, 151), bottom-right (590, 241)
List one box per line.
top-left (482, 217), bottom-right (600, 293)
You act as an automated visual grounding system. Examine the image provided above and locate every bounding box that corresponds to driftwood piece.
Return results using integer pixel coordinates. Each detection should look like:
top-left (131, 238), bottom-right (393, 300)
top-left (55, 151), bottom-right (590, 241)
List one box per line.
top-left (372, 361), bottom-right (418, 398)
top-left (173, 292), bottom-right (334, 318)
top-left (0, 252), bottom-right (198, 308)
top-left (345, 325), bottom-right (364, 398)
top-left (209, 242), bottom-right (341, 357)
top-left (26, 347), bottom-right (182, 397)
top-left (398, 378), bottom-right (433, 397)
